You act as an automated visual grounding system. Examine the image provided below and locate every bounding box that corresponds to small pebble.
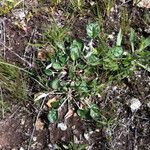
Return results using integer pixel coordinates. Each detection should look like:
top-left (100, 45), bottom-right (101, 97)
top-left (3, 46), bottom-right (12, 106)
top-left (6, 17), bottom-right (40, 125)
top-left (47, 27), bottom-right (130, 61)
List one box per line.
top-left (33, 136), bottom-right (37, 142)
top-left (147, 101), bottom-right (150, 108)
top-left (84, 133), bottom-right (90, 140)
top-left (57, 122), bottom-right (67, 131)
top-left (108, 34), bottom-right (114, 40)
top-left (130, 98), bottom-right (141, 112)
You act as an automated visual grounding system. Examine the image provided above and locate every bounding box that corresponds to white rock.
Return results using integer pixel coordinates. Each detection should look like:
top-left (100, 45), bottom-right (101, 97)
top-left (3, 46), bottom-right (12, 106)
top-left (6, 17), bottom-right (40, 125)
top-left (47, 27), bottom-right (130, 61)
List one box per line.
top-left (123, 51), bottom-right (128, 55)
top-left (147, 101), bottom-right (150, 108)
top-left (33, 136), bottom-right (37, 142)
top-left (84, 133), bottom-right (90, 141)
top-left (108, 34), bottom-right (114, 40)
top-left (130, 98), bottom-right (141, 112)
top-left (57, 122), bottom-right (67, 131)
top-left (21, 118), bottom-right (25, 125)
top-left (90, 1), bottom-right (95, 6)
top-left (95, 129), bottom-right (100, 132)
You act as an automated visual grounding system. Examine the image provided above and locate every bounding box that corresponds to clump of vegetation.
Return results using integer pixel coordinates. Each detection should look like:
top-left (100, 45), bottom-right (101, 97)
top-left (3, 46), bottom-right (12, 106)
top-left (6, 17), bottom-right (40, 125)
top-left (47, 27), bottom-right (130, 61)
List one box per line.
top-left (0, 0), bottom-right (22, 16)
top-left (0, 59), bottom-right (27, 117)
top-left (33, 21), bottom-right (150, 124)
top-left (0, 0), bottom-right (150, 149)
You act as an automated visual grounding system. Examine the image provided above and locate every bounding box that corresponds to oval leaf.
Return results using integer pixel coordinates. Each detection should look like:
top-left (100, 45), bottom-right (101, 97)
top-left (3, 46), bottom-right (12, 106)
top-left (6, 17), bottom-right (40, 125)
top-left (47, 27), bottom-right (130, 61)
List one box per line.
top-left (44, 69), bottom-right (52, 76)
top-left (86, 23), bottom-right (100, 38)
top-left (116, 29), bottom-right (122, 46)
top-left (70, 40), bottom-right (83, 61)
top-left (47, 109), bottom-right (58, 123)
top-left (110, 46), bottom-right (123, 57)
top-left (77, 108), bottom-right (89, 119)
top-left (51, 79), bottom-right (59, 90)
top-left (90, 104), bottom-right (100, 120)
top-left (52, 62), bottom-right (62, 70)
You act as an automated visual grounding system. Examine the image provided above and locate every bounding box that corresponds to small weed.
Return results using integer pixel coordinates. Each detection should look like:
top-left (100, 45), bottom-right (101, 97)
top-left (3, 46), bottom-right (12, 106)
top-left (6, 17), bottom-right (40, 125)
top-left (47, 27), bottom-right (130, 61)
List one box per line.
top-left (0, 59), bottom-right (27, 116)
top-left (70, 0), bottom-right (84, 12)
top-left (120, 7), bottom-right (130, 34)
top-left (0, 0), bottom-right (22, 16)
top-left (33, 21), bottom-right (150, 124)
top-left (103, 0), bottom-right (115, 16)
top-left (43, 23), bottom-right (70, 51)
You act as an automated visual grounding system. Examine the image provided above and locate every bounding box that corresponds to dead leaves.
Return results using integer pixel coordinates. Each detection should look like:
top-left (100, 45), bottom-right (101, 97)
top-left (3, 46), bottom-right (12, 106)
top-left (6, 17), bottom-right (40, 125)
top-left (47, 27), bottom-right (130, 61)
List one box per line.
top-left (133, 0), bottom-right (150, 8)
top-left (37, 50), bottom-right (47, 61)
top-left (65, 108), bottom-right (74, 119)
top-left (35, 119), bottom-right (44, 131)
top-left (46, 97), bottom-right (57, 108)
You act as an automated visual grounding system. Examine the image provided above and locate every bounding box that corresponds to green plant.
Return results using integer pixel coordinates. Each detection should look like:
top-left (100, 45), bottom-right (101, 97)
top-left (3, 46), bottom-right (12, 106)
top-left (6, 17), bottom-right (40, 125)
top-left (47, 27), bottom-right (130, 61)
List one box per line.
top-left (0, 59), bottom-right (27, 117)
top-left (34, 22), bottom-right (150, 124)
top-left (129, 29), bottom-right (150, 73)
top-left (70, 0), bottom-right (84, 11)
top-left (44, 22), bottom-right (69, 51)
top-left (77, 103), bottom-right (101, 121)
top-left (120, 7), bottom-right (130, 34)
top-left (46, 97), bottom-right (65, 123)
top-left (86, 22), bottom-right (100, 39)
top-left (103, 0), bottom-right (115, 16)
top-left (0, 96), bottom-right (11, 118)
top-left (0, 0), bottom-right (22, 15)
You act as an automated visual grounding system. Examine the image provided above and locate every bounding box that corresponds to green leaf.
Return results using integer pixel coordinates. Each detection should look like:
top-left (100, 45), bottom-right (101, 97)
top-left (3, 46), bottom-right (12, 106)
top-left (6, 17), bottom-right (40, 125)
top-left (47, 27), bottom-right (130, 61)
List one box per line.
top-left (44, 69), bottom-right (52, 76)
top-left (139, 36), bottom-right (150, 51)
top-left (55, 41), bottom-right (65, 50)
top-left (47, 109), bottom-right (58, 123)
top-left (51, 79), bottom-right (59, 90)
top-left (130, 28), bottom-right (136, 52)
top-left (58, 53), bottom-right (67, 64)
top-left (70, 40), bottom-right (83, 61)
top-left (51, 101), bottom-right (60, 108)
top-left (110, 46), bottom-right (123, 57)
top-left (78, 82), bottom-right (89, 93)
top-left (86, 23), bottom-right (100, 38)
top-left (137, 62), bottom-right (150, 73)
top-left (77, 108), bottom-right (89, 119)
top-left (52, 62), bottom-right (62, 70)
top-left (122, 54), bottom-right (133, 67)
top-left (78, 144), bottom-right (87, 150)
top-left (86, 52), bottom-right (100, 66)
top-left (130, 28), bottom-right (136, 43)
top-left (90, 104), bottom-right (100, 120)
top-left (116, 29), bottom-right (122, 46)
top-left (103, 58), bottom-right (119, 71)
